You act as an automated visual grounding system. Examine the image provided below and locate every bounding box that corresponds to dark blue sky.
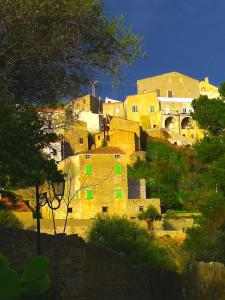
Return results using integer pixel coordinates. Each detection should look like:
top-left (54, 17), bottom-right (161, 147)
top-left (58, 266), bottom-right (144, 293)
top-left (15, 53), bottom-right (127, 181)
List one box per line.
top-left (97, 0), bottom-right (225, 101)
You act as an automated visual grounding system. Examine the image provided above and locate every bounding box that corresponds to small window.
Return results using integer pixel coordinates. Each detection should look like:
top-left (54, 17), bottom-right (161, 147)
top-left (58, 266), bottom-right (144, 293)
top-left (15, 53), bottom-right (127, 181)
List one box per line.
top-left (86, 189), bottom-right (93, 199)
top-left (153, 125), bottom-right (157, 128)
top-left (139, 206), bottom-right (144, 212)
top-left (115, 165), bottom-right (122, 174)
top-left (52, 148), bottom-right (57, 156)
top-left (86, 154), bottom-right (91, 159)
top-left (156, 89), bottom-right (160, 97)
top-left (168, 91), bottom-right (173, 98)
top-left (79, 138), bottom-right (84, 144)
top-left (106, 135), bottom-right (110, 142)
top-left (115, 188), bottom-right (123, 199)
top-left (115, 154), bottom-right (120, 159)
top-left (131, 105), bottom-right (138, 112)
top-left (130, 217), bottom-right (136, 219)
top-left (115, 107), bottom-right (120, 113)
top-left (67, 207), bottom-right (72, 213)
top-left (102, 206), bottom-right (108, 213)
top-left (85, 165), bottom-right (92, 175)
top-left (150, 106), bottom-right (155, 112)
top-left (183, 108), bottom-right (186, 113)
top-left (98, 135), bottom-right (101, 140)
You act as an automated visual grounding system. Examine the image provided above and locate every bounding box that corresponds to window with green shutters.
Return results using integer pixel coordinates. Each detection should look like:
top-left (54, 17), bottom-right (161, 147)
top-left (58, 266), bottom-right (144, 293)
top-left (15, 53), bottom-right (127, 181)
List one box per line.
top-left (115, 188), bottom-right (123, 199)
top-left (115, 165), bottom-right (122, 174)
top-left (85, 165), bottom-right (92, 175)
top-left (86, 189), bottom-right (93, 199)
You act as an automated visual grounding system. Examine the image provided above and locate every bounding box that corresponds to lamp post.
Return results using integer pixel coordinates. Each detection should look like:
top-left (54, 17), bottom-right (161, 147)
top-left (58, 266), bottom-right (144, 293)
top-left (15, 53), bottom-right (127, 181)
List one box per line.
top-left (35, 179), bottom-right (65, 255)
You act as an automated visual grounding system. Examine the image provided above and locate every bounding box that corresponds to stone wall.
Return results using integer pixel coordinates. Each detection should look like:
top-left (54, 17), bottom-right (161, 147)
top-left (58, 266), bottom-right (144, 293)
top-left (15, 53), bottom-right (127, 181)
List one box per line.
top-left (0, 226), bottom-right (182, 300)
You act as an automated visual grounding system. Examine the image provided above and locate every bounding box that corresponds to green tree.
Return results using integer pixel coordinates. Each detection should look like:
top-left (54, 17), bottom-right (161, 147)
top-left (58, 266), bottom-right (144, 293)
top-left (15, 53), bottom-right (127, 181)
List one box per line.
top-left (184, 192), bottom-right (225, 263)
top-left (0, 99), bottom-right (62, 190)
top-left (88, 215), bottom-right (176, 271)
top-left (0, 209), bottom-right (23, 229)
top-left (138, 205), bottom-right (161, 229)
top-left (0, 0), bottom-right (143, 104)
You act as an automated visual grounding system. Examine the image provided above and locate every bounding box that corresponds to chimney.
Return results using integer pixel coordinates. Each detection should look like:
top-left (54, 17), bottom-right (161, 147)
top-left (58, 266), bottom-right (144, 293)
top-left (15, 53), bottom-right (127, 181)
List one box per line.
top-left (204, 77), bottom-right (209, 83)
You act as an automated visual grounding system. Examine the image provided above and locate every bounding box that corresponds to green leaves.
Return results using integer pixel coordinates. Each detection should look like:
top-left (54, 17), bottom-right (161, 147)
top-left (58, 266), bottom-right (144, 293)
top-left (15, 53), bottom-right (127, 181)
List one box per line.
top-left (0, 254), bottom-right (50, 299)
top-left (21, 256), bottom-right (49, 284)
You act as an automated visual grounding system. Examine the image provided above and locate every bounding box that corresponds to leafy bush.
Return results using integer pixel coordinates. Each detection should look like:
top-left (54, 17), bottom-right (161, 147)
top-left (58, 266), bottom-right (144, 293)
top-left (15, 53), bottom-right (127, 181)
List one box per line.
top-left (0, 209), bottom-right (23, 229)
top-left (0, 255), bottom-right (50, 299)
top-left (88, 215), bottom-right (176, 271)
top-left (184, 193), bottom-right (225, 263)
top-left (138, 205), bottom-right (161, 221)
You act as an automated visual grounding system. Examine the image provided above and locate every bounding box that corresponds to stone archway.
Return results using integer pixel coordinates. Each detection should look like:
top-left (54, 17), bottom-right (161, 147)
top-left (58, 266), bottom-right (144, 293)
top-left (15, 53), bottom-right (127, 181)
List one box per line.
top-left (181, 117), bottom-right (193, 129)
top-left (165, 116), bottom-right (176, 130)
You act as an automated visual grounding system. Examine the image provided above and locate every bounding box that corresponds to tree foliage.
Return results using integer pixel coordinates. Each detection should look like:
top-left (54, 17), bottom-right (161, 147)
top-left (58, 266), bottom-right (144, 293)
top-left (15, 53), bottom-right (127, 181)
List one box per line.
top-left (0, 0), bottom-right (143, 104)
top-left (0, 99), bottom-right (63, 190)
top-left (88, 215), bottom-right (176, 271)
top-left (0, 209), bottom-right (23, 229)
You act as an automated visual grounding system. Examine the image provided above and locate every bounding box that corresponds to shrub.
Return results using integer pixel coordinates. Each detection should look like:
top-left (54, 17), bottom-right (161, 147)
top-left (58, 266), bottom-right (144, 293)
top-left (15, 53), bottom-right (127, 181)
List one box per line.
top-left (138, 205), bottom-right (161, 221)
top-left (0, 209), bottom-right (23, 229)
top-left (88, 215), bottom-right (176, 271)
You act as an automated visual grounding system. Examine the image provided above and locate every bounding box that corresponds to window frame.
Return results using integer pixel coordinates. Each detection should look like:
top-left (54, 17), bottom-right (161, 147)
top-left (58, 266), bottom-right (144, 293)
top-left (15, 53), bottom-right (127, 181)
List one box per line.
top-left (86, 189), bottom-right (93, 200)
top-left (115, 188), bottom-right (123, 199)
top-left (85, 164), bottom-right (92, 175)
top-left (131, 105), bottom-right (138, 112)
top-left (115, 165), bottom-right (122, 174)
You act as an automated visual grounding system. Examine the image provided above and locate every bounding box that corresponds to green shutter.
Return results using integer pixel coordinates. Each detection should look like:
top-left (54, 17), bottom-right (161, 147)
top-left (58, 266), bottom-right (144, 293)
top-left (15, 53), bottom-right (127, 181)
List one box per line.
top-left (86, 189), bottom-right (93, 199)
top-left (115, 188), bottom-right (122, 199)
top-left (115, 165), bottom-right (122, 174)
top-left (85, 165), bottom-right (92, 175)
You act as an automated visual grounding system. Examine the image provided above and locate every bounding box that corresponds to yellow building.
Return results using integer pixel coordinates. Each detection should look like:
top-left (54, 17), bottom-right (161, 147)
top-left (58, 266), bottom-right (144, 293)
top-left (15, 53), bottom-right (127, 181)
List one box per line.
top-left (68, 94), bottom-right (102, 114)
top-left (94, 117), bottom-right (142, 163)
top-left (124, 72), bottom-right (219, 145)
top-left (103, 98), bottom-right (125, 118)
top-left (137, 71), bottom-right (220, 99)
top-left (41, 147), bottom-right (160, 220)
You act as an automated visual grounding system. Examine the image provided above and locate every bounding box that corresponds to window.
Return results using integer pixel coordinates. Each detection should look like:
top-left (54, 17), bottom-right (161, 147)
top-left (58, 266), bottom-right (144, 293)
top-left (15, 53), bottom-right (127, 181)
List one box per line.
top-left (130, 217), bottom-right (136, 219)
top-left (115, 165), bottom-right (122, 174)
top-left (67, 207), bottom-right (72, 213)
top-left (86, 154), bottom-right (91, 159)
top-left (79, 138), bottom-right (83, 144)
top-left (156, 89), bottom-right (160, 97)
top-left (85, 165), bottom-right (92, 175)
top-left (131, 106), bottom-right (138, 112)
top-left (183, 108), bottom-right (187, 113)
top-left (168, 91), bottom-right (173, 98)
top-left (102, 206), bottom-right (108, 213)
top-left (106, 135), bottom-right (110, 142)
top-left (86, 189), bottom-right (93, 199)
top-left (115, 188), bottom-right (123, 199)
top-left (52, 148), bottom-right (57, 156)
top-left (139, 206), bottom-right (144, 212)
top-left (115, 107), bottom-right (120, 113)
top-left (98, 135), bottom-right (101, 140)
top-left (150, 106), bottom-right (155, 112)
top-left (115, 154), bottom-right (120, 159)
top-left (153, 125), bottom-right (157, 128)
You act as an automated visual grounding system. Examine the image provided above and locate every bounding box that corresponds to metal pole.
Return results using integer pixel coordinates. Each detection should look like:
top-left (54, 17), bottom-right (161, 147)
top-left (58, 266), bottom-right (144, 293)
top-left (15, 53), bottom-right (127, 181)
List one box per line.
top-left (35, 184), bottom-right (41, 255)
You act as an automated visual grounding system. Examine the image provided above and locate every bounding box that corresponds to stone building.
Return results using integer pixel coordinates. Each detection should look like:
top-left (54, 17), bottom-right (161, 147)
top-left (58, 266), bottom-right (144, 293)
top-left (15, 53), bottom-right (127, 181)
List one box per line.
top-left (124, 72), bottom-right (220, 145)
top-left (41, 147), bottom-right (160, 220)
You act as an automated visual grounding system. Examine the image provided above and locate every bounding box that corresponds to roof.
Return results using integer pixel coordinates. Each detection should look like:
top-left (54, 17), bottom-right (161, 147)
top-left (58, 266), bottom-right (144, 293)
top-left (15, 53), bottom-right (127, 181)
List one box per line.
top-left (78, 147), bottom-right (125, 155)
top-left (0, 197), bottom-right (33, 212)
top-left (137, 71), bottom-right (200, 83)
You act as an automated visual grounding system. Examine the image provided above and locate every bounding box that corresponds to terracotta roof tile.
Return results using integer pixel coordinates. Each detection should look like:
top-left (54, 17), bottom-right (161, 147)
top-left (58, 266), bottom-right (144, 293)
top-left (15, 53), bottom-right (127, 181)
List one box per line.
top-left (78, 147), bottom-right (125, 155)
top-left (0, 197), bottom-right (33, 212)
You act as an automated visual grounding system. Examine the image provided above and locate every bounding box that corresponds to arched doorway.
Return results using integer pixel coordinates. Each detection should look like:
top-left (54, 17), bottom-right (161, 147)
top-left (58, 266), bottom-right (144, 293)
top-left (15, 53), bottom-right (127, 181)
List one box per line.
top-left (181, 117), bottom-right (193, 129)
top-left (165, 117), bottom-right (175, 130)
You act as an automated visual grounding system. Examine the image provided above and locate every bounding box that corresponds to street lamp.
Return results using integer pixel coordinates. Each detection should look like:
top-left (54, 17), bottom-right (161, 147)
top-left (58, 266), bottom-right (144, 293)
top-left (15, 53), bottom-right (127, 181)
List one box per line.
top-left (35, 179), bottom-right (65, 255)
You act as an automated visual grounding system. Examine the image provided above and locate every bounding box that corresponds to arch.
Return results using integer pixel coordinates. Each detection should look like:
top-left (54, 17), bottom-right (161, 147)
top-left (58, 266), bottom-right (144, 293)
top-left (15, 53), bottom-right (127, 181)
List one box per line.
top-left (181, 117), bottom-right (193, 129)
top-left (165, 117), bottom-right (176, 130)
